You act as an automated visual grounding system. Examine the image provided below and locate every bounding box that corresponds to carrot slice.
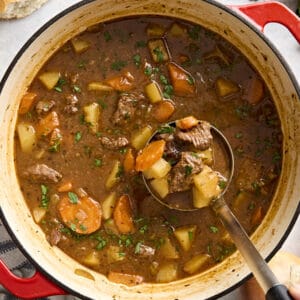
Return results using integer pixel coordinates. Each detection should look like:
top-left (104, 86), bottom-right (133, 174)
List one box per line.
top-left (123, 148), bottom-right (135, 173)
top-left (36, 111), bottom-right (59, 137)
top-left (167, 62), bottom-right (196, 96)
top-left (58, 181), bottom-right (73, 193)
top-left (108, 271), bottom-right (144, 286)
top-left (176, 116), bottom-right (199, 130)
top-left (19, 92), bottom-right (37, 115)
top-left (153, 100), bottom-right (175, 122)
top-left (105, 71), bottom-right (134, 91)
top-left (113, 195), bottom-right (135, 234)
top-left (58, 195), bottom-right (102, 234)
top-left (135, 140), bottom-right (165, 172)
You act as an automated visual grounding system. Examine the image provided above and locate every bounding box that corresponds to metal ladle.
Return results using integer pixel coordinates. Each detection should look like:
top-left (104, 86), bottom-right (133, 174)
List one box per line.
top-left (143, 121), bottom-right (291, 300)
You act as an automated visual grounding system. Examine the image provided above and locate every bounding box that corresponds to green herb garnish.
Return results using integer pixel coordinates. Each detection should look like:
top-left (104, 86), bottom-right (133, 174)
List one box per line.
top-left (68, 192), bottom-right (79, 204)
top-left (94, 158), bottom-right (102, 167)
top-left (209, 225), bottom-right (219, 233)
top-left (133, 54), bottom-right (141, 68)
top-left (157, 125), bottom-right (175, 134)
top-left (74, 131), bottom-right (82, 143)
top-left (185, 165), bottom-right (193, 176)
top-left (40, 184), bottom-right (49, 208)
top-left (104, 31), bottom-right (112, 42)
top-left (111, 60), bottom-right (127, 71)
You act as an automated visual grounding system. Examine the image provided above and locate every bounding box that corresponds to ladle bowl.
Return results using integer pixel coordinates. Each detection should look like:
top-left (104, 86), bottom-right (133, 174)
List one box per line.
top-left (143, 119), bottom-right (292, 300)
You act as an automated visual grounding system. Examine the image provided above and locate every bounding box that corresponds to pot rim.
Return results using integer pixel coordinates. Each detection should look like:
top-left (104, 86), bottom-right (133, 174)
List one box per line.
top-left (0, 0), bottom-right (300, 299)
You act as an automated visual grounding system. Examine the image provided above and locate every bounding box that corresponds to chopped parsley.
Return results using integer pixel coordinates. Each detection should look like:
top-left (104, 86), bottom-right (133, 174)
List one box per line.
top-left (144, 65), bottom-right (153, 76)
top-left (185, 165), bottom-right (193, 176)
top-left (53, 77), bottom-right (66, 93)
top-left (153, 47), bottom-right (164, 62)
top-left (48, 139), bottom-right (61, 152)
top-left (95, 235), bottom-right (107, 250)
top-left (68, 192), bottom-right (79, 204)
top-left (209, 225), bottom-right (219, 234)
top-left (235, 132), bottom-right (243, 139)
top-left (111, 60), bottom-right (127, 71)
top-left (133, 54), bottom-right (141, 68)
top-left (134, 241), bottom-right (143, 254)
top-left (188, 25), bottom-right (201, 40)
top-left (139, 224), bottom-right (148, 234)
top-left (74, 131), bottom-right (82, 143)
top-left (218, 180), bottom-right (227, 189)
top-left (104, 31), bottom-right (112, 42)
top-left (188, 231), bottom-right (194, 241)
top-left (187, 75), bottom-right (195, 85)
top-left (72, 85), bottom-right (81, 93)
top-left (40, 184), bottom-right (49, 208)
top-left (135, 40), bottom-right (146, 48)
top-left (98, 98), bottom-right (107, 109)
top-left (157, 125), bottom-right (175, 134)
top-left (116, 165), bottom-right (124, 178)
top-left (94, 158), bottom-right (103, 167)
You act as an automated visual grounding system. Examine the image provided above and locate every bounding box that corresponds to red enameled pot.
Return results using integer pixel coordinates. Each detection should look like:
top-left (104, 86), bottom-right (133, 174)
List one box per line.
top-left (0, 1), bottom-right (300, 299)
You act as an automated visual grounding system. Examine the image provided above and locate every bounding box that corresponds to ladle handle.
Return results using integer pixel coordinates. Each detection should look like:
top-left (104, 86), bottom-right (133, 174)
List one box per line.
top-left (213, 199), bottom-right (292, 299)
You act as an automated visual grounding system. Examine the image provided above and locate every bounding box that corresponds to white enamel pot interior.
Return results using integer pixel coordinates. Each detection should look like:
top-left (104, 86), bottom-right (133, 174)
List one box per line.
top-left (0, 0), bottom-right (300, 299)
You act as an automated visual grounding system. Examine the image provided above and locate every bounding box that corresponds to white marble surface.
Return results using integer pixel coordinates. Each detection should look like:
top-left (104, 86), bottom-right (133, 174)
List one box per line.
top-left (0, 0), bottom-right (299, 298)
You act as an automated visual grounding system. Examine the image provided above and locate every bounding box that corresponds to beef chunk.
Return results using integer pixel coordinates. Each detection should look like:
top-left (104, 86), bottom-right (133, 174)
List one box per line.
top-left (176, 121), bottom-right (212, 150)
top-left (112, 93), bottom-right (144, 125)
top-left (169, 152), bottom-right (203, 193)
top-left (164, 140), bottom-right (181, 164)
top-left (23, 164), bottom-right (62, 183)
top-left (99, 136), bottom-right (129, 149)
top-left (35, 100), bottom-right (55, 115)
top-left (64, 94), bottom-right (79, 114)
top-left (48, 228), bottom-right (62, 246)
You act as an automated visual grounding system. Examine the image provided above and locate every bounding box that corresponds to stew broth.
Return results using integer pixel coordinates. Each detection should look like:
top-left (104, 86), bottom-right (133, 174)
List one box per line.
top-left (14, 17), bottom-right (282, 284)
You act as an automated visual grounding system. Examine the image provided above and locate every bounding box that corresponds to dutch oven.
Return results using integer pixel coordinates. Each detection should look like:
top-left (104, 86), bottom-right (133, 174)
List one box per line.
top-left (0, 0), bottom-right (300, 299)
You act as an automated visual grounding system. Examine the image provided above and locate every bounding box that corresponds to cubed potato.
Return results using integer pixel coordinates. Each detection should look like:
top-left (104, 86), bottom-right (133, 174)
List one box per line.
top-left (215, 77), bottom-right (239, 97)
top-left (102, 192), bottom-right (117, 220)
top-left (83, 102), bottom-right (101, 133)
top-left (183, 254), bottom-right (210, 274)
top-left (204, 45), bottom-right (231, 66)
top-left (156, 262), bottom-right (178, 283)
top-left (148, 38), bottom-right (170, 63)
top-left (146, 23), bottom-right (165, 36)
top-left (192, 186), bottom-right (211, 209)
top-left (150, 177), bottom-right (169, 199)
top-left (38, 71), bottom-right (60, 90)
top-left (196, 148), bottom-right (213, 166)
top-left (144, 81), bottom-right (163, 103)
top-left (87, 82), bottom-right (113, 92)
top-left (107, 246), bottom-right (125, 263)
top-left (32, 206), bottom-right (47, 223)
top-left (158, 237), bottom-right (179, 259)
top-left (103, 218), bottom-right (119, 235)
top-left (131, 126), bottom-right (153, 150)
top-left (193, 165), bottom-right (221, 208)
top-left (105, 161), bottom-right (121, 189)
top-left (169, 22), bottom-right (187, 37)
top-left (143, 158), bottom-right (171, 179)
top-left (17, 123), bottom-right (37, 153)
top-left (71, 37), bottom-right (90, 54)
top-left (82, 251), bottom-right (100, 267)
top-left (174, 225), bottom-right (197, 251)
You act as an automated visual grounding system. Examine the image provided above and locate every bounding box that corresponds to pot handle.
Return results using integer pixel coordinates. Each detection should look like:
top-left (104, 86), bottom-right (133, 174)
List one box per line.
top-left (0, 259), bottom-right (67, 299)
top-left (230, 1), bottom-right (300, 44)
